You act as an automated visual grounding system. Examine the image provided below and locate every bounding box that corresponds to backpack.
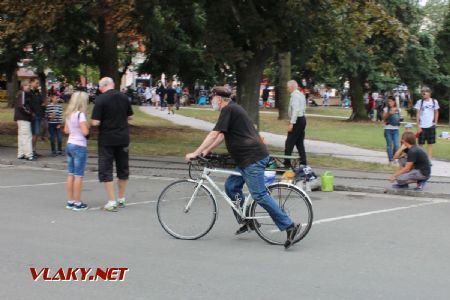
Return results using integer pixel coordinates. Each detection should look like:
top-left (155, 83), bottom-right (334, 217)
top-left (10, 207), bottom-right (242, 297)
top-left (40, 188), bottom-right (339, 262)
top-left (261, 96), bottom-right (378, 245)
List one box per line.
top-left (419, 98), bottom-right (437, 124)
top-left (419, 98), bottom-right (437, 111)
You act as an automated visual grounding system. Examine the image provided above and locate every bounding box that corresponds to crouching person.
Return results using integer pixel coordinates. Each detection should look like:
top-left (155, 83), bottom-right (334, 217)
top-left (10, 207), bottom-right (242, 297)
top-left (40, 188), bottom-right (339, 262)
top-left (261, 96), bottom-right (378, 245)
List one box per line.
top-left (389, 132), bottom-right (430, 191)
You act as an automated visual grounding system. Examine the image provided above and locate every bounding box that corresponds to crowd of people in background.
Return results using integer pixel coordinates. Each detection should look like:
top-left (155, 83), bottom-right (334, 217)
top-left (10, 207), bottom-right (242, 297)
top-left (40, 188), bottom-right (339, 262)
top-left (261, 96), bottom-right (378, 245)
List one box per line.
top-left (13, 75), bottom-right (440, 196)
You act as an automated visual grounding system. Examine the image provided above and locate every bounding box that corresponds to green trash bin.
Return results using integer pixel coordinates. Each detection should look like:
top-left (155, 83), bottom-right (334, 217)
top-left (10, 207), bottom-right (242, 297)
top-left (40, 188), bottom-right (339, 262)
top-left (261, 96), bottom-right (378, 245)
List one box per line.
top-left (321, 171), bottom-right (334, 192)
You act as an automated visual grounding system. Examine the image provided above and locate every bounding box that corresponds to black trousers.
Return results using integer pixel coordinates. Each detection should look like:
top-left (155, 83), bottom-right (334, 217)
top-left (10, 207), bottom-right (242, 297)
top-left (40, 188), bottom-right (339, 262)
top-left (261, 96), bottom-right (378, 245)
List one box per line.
top-left (98, 145), bottom-right (130, 182)
top-left (284, 116), bottom-right (307, 166)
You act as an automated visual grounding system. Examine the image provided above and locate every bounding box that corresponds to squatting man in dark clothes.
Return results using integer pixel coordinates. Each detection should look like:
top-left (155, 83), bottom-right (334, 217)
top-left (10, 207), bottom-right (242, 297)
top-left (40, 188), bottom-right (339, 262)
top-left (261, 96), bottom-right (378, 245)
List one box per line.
top-left (389, 131), bottom-right (431, 191)
top-left (185, 86), bottom-right (301, 249)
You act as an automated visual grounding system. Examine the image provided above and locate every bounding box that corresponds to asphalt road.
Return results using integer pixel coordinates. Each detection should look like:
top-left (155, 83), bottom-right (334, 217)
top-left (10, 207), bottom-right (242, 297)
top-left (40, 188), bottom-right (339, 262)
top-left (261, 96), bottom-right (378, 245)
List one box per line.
top-left (1, 164), bottom-right (450, 300)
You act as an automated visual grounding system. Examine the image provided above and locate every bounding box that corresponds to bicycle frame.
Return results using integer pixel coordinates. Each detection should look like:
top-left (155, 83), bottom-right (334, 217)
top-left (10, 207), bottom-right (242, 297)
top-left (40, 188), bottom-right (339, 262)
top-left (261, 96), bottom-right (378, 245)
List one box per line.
top-left (185, 166), bottom-right (270, 221)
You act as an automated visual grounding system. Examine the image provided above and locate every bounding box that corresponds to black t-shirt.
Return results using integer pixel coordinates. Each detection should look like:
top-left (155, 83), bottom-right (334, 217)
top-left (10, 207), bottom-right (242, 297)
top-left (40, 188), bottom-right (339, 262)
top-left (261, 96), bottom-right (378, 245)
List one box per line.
top-left (213, 102), bottom-right (268, 168)
top-left (156, 86), bottom-right (166, 98)
top-left (407, 145), bottom-right (430, 177)
top-left (165, 88), bottom-right (177, 104)
top-left (29, 89), bottom-right (44, 118)
top-left (91, 89), bottom-right (133, 146)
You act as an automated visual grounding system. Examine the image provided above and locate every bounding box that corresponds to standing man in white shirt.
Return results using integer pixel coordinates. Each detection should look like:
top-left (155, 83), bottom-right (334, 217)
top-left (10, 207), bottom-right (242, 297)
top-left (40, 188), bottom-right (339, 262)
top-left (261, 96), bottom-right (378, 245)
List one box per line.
top-left (284, 80), bottom-right (307, 168)
top-left (414, 87), bottom-right (439, 160)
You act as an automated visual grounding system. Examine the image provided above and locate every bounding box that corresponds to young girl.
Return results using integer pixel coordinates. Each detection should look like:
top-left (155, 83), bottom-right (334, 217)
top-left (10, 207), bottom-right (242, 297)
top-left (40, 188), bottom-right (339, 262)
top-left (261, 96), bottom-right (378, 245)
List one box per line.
top-left (45, 94), bottom-right (63, 156)
top-left (64, 91), bottom-right (90, 211)
top-left (383, 96), bottom-right (401, 164)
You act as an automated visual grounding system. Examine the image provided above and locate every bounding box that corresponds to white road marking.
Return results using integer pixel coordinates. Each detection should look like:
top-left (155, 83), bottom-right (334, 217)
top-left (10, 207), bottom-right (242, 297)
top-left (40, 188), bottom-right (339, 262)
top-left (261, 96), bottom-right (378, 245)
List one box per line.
top-left (0, 180), bottom-right (98, 189)
top-left (0, 175), bottom-right (181, 189)
top-left (88, 200), bottom-right (157, 211)
top-left (313, 200), bottom-right (449, 225)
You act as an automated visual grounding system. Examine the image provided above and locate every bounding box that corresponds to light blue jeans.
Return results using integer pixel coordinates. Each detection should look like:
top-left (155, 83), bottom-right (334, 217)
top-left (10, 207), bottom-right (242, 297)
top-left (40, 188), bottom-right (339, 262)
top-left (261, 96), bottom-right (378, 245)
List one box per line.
top-left (66, 143), bottom-right (87, 177)
top-left (384, 129), bottom-right (399, 162)
top-left (225, 156), bottom-right (293, 231)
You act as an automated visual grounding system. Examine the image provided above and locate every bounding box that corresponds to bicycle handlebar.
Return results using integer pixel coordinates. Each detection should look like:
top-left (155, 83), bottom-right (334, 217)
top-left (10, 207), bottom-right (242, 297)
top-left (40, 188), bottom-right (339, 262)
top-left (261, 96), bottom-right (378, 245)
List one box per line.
top-left (190, 153), bottom-right (229, 163)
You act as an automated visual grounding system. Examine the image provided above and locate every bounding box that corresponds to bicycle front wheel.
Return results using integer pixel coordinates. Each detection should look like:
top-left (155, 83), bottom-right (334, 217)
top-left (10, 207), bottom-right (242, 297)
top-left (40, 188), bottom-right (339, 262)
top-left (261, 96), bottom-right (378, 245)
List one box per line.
top-left (157, 180), bottom-right (217, 240)
top-left (250, 183), bottom-right (313, 245)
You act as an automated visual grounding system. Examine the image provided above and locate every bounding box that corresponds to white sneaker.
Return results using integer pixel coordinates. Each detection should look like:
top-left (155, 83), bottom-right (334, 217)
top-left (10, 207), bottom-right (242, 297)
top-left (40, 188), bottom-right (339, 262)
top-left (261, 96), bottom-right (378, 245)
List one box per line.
top-left (103, 201), bottom-right (118, 212)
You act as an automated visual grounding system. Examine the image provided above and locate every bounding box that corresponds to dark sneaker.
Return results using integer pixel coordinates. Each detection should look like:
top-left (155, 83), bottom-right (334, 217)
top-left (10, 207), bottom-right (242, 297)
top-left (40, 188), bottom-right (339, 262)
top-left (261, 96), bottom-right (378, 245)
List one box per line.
top-left (66, 202), bottom-right (75, 210)
top-left (52, 152), bottom-right (57, 157)
top-left (72, 202), bottom-right (88, 211)
top-left (235, 220), bottom-right (261, 235)
top-left (57, 151), bottom-right (63, 156)
top-left (284, 223), bottom-right (301, 249)
top-left (414, 180), bottom-right (427, 192)
top-left (33, 152), bottom-right (42, 157)
top-left (392, 184), bottom-right (409, 189)
top-left (26, 156), bottom-right (36, 161)
top-left (117, 198), bottom-right (126, 208)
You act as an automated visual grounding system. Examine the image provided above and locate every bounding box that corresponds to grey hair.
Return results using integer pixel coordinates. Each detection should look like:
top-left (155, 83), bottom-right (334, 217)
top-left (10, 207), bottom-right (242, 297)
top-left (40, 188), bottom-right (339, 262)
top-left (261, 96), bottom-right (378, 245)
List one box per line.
top-left (20, 80), bottom-right (30, 87)
top-left (99, 77), bottom-right (114, 87)
top-left (287, 80), bottom-right (298, 90)
top-left (421, 86), bottom-right (431, 93)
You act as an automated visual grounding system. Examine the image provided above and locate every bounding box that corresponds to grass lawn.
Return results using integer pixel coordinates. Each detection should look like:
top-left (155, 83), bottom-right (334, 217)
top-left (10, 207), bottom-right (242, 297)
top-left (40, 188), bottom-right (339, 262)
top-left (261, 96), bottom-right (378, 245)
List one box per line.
top-left (175, 107), bottom-right (450, 161)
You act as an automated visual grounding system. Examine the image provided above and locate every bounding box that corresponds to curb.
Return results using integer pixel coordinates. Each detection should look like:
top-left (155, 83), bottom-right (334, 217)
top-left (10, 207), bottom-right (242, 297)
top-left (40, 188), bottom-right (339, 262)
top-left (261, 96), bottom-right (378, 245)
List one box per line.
top-left (334, 184), bottom-right (450, 200)
top-left (2, 158), bottom-right (449, 200)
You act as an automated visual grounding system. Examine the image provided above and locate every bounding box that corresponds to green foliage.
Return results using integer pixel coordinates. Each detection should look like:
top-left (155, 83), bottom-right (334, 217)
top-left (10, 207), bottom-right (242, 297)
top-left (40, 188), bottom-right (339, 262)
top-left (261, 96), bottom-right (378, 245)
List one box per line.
top-left (422, 0), bottom-right (449, 33)
top-left (137, 0), bottom-right (214, 88)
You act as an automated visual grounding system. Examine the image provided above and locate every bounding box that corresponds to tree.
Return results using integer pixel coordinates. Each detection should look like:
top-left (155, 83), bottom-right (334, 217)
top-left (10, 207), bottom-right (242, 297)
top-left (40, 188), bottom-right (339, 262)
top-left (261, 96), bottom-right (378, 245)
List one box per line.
top-left (308, 1), bottom-right (410, 120)
top-left (433, 2), bottom-right (450, 122)
top-left (136, 0), bottom-right (215, 90)
top-left (422, 0), bottom-right (449, 33)
top-left (204, 0), bottom-right (304, 127)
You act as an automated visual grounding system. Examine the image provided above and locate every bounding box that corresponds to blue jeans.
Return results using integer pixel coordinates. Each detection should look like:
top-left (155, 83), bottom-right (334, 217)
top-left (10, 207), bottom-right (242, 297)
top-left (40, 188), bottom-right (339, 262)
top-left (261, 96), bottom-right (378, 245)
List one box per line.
top-left (48, 123), bottom-right (62, 153)
top-left (31, 117), bottom-right (42, 135)
top-left (384, 129), bottom-right (399, 162)
top-left (66, 143), bottom-right (87, 177)
top-left (225, 156), bottom-right (293, 231)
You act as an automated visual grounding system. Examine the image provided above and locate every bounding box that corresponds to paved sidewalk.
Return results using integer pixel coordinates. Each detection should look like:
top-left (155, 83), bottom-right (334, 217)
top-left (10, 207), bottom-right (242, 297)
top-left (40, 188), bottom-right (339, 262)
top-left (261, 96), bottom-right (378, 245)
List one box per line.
top-left (140, 106), bottom-right (450, 177)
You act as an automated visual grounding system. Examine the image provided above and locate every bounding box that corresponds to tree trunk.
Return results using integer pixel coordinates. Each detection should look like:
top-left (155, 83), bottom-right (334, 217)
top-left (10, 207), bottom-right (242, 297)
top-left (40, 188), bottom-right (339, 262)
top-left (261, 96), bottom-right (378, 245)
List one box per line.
top-left (277, 51), bottom-right (291, 120)
top-left (348, 74), bottom-right (369, 121)
top-left (235, 48), bottom-right (271, 129)
top-left (98, 15), bottom-right (120, 88)
top-left (38, 71), bottom-right (47, 105)
top-left (6, 65), bottom-right (18, 108)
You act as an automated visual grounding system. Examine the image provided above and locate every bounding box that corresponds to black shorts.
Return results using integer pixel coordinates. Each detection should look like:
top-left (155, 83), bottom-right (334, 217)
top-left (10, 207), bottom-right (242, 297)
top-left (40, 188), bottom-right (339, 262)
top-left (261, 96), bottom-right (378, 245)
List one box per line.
top-left (98, 145), bottom-right (130, 182)
top-left (418, 127), bottom-right (436, 145)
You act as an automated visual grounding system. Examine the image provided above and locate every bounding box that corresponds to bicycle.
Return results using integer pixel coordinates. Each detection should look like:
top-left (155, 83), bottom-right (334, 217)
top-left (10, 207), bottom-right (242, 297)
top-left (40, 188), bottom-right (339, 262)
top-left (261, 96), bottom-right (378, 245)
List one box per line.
top-left (156, 155), bottom-right (314, 245)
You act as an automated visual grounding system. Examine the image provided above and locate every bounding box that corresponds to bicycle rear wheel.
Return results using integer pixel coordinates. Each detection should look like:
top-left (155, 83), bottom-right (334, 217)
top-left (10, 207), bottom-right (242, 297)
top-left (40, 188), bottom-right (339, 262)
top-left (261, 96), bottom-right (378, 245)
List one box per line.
top-left (157, 180), bottom-right (217, 240)
top-left (250, 183), bottom-right (313, 245)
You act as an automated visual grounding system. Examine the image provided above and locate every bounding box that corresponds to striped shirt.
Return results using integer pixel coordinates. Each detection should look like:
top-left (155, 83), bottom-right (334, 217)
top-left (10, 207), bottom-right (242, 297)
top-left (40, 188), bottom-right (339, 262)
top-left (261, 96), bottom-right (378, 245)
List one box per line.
top-left (45, 103), bottom-right (63, 124)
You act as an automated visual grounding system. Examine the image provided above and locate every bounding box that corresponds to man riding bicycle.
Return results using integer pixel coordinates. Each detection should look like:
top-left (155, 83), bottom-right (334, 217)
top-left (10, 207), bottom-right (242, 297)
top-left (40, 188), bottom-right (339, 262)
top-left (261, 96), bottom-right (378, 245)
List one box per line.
top-left (185, 86), bottom-right (301, 249)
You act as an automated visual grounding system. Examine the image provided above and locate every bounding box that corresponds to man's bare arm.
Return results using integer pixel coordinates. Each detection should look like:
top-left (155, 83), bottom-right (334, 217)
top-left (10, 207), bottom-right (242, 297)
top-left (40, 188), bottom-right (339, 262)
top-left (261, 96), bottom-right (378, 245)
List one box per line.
top-left (185, 131), bottom-right (222, 161)
top-left (203, 133), bottom-right (224, 154)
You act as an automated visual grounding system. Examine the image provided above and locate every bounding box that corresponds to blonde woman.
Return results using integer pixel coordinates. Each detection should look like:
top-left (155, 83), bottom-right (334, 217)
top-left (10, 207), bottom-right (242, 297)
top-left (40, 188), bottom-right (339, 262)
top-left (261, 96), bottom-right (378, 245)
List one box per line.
top-left (64, 91), bottom-right (90, 211)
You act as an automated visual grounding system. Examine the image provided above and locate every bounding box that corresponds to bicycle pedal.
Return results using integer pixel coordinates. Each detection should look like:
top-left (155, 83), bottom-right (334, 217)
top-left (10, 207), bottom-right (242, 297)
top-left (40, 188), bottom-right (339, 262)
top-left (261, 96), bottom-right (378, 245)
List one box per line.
top-left (235, 224), bottom-right (250, 235)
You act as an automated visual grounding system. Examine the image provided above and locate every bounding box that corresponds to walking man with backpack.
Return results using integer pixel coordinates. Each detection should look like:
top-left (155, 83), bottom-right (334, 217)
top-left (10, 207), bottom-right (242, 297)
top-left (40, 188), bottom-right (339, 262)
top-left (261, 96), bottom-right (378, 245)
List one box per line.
top-left (415, 87), bottom-right (439, 160)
